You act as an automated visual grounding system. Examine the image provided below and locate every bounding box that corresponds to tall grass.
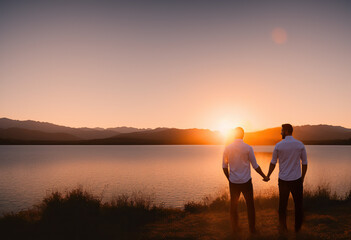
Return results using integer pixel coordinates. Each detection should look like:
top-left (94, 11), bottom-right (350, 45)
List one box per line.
top-left (0, 185), bottom-right (350, 239)
top-left (0, 187), bottom-right (177, 240)
top-left (184, 185), bottom-right (351, 213)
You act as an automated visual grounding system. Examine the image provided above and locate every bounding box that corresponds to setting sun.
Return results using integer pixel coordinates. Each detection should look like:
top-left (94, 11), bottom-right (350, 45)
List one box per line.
top-left (217, 119), bottom-right (235, 138)
top-left (216, 117), bottom-right (251, 138)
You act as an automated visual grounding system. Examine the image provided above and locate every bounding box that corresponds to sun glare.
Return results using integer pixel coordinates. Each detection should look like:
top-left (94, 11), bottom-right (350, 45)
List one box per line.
top-left (217, 119), bottom-right (235, 138)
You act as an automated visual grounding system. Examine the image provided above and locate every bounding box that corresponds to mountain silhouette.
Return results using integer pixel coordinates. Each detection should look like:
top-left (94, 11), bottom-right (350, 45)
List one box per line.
top-left (84, 128), bottom-right (223, 145)
top-left (244, 125), bottom-right (351, 145)
top-left (0, 118), bottom-right (162, 139)
top-left (0, 128), bottom-right (79, 141)
top-left (0, 118), bottom-right (350, 145)
top-left (0, 118), bottom-right (123, 140)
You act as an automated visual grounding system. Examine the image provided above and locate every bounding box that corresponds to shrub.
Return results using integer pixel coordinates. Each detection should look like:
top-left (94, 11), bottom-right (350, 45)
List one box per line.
top-left (209, 192), bottom-right (230, 211)
top-left (39, 188), bottom-right (101, 239)
top-left (184, 201), bottom-right (208, 213)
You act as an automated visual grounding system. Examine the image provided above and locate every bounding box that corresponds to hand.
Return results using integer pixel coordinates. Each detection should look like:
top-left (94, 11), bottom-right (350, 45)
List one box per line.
top-left (263, 176), bottom-right (270, 182)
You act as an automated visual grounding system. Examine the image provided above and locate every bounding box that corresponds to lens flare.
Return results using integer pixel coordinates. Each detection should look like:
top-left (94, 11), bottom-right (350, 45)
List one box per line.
top-left (272, 27), bottom-right (287, 44)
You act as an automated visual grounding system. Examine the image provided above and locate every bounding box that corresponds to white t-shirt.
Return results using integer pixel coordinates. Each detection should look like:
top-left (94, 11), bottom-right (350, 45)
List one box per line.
top-left (222, 139), bottom-right (259, 184)
top-left (271, 136), bottom-right (308, 181)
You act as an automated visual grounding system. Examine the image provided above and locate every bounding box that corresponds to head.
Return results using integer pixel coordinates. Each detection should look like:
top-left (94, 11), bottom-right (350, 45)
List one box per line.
top-left (233, 127), bottom-right (244, 139)
top-left (225, 127), bottom-right (244, 145)
top-left (281, 124), bottom-right (293, 139)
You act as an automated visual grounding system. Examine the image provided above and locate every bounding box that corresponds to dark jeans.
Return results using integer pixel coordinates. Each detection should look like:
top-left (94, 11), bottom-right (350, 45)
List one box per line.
top-left (278, 177), bottom-right (303, 232)
top-left (229, 179), bottom-right (255, 233)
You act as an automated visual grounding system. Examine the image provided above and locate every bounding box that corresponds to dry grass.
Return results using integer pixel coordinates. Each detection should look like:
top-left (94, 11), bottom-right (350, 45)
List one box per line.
top-left (0, 186), bottom-right (350, 240)
top-left (144, 204), bottom-right (351, 240)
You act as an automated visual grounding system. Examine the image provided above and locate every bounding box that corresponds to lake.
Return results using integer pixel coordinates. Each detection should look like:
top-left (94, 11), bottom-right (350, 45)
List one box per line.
top-left (0, 145), bottom-right (350, 213)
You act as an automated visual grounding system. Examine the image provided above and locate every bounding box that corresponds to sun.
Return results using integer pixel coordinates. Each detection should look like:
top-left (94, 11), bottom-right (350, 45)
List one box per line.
top-left (217, 119), bottom-right (235, 138)
top-left (214, 117), bottom-right (251, 140)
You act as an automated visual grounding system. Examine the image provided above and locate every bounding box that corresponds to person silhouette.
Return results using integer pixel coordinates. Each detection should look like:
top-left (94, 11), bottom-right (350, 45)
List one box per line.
top-left (222, 127), bottom-right (269, 234)
top-left (267, 124), bottom-right (308, 233)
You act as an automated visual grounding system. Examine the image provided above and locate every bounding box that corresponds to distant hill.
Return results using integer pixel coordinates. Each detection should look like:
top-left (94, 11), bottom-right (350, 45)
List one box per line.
top-left (0, 128), bottom-right (79, 141)
top-left (83, 125), bottom-right (351, 145)
top-left (294, 125), bottom-right (351, 141)
top-left (107, 126), bottom-right (156, 133)
top-left (244, 125), bottom-right (351, 145)
top-left (0, 118), bottom-right (120, 140)
top-left (0, 118), bottom-right (163, 139)
top-left (84, 128), bottom-right (223, 145)
top-left (0, 118), bottom-right (350, 145)
top-left (244, 127), bottom-right (282, 145)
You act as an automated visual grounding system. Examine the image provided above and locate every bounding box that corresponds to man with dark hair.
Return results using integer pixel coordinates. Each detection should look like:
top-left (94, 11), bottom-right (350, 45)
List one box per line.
top-left (267, 124), bottom-right (308, 233)
top-left (222, 127), bottom-right (269, 234)
top-left (282, 124), bottom-right (293, 135)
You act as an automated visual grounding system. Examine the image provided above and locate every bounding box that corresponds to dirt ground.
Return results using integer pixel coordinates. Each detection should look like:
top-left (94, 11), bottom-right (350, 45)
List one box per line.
top-left (143, 204), bottom-right (351, 240)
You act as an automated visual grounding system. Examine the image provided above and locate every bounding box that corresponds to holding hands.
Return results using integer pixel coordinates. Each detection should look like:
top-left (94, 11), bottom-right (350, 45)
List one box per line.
top-left (254, 166), bottom-right (270, 182)
top-left (263, 175), bottom-right (270, 182)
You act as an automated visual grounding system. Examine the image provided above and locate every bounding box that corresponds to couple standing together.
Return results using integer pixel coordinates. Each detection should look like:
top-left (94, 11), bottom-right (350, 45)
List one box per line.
top-left (222, 124), bottom-right (308, 234)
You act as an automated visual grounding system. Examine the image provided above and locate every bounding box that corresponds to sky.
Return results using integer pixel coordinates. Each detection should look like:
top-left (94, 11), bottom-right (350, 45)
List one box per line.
top-left (0, 0), bottom-right (350, 131)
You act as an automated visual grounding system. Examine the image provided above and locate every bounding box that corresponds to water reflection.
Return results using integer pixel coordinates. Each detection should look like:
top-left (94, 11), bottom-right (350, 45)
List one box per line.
top-left (0, 145), bottom-right (350, 213)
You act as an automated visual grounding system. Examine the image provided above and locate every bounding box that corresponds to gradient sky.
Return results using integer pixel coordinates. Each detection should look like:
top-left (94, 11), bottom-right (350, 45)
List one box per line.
top-left (1, 0), bottom-right (350, 131)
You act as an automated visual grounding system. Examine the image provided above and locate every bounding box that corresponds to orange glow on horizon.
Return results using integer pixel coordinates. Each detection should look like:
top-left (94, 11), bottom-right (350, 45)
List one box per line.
top-left (216, 119), bottom-right (238, 138)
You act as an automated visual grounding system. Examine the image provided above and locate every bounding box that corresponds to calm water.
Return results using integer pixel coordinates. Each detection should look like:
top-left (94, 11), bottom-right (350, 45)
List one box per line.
top-left (0, 145), bottom-right (350, 213)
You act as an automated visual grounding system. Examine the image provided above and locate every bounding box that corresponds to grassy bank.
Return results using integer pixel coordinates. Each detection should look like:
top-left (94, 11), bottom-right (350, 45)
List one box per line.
top-left (0, 187), bottom-right (350, 240)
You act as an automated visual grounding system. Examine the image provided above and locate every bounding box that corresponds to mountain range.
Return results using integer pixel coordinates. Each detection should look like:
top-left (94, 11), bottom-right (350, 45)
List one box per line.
top-left (0, 118), bottom-right (350, 145)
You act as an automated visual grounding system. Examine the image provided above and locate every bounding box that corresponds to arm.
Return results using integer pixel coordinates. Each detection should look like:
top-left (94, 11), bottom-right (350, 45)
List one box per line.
top-left (301, 145), bottom-right (308, 183)
top-left (301, 164), bottom-right (307, 183)
top-left (223, 168), bottom-right (229, 181)
top-left (267, 163), bottom-right (276, 179)
top-left (249, 147), bottom-right (269, 181)
top-left (222, 148), bottom-right (229, 181)
top-left (267, 145), bottom-right (278, 178)
top-left (254, 166), bottom-right (269, 181)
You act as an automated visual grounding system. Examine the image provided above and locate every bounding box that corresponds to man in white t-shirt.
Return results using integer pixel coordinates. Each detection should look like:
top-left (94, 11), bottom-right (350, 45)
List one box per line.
top-left (222, 127), bottom-right (269, 234)
top-left (267, 124), bottom-right (308, 233)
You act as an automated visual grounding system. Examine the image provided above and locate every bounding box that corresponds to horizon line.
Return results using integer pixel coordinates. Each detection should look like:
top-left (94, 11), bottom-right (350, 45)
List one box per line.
top-left (1, 117), bottom-right (350, 133)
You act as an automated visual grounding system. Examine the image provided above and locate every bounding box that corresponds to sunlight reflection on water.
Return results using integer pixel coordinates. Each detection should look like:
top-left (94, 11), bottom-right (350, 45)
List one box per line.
top-left (0, 145), bottom-right (350, 213)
